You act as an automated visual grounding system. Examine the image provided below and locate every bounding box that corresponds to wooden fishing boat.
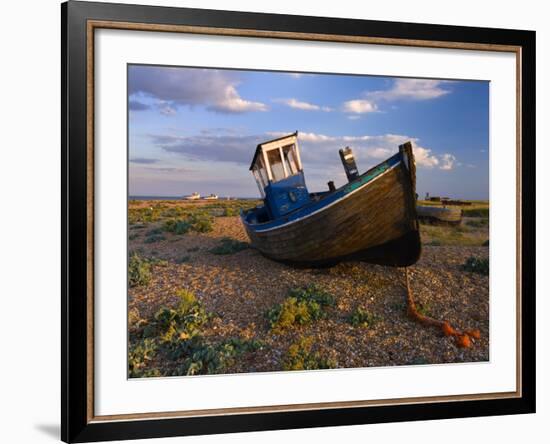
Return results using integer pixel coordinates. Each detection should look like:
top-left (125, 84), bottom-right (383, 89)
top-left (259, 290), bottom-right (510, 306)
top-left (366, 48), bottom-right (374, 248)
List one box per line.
top-left (240, 132), bottom-right (421, 267)
top-left (417, 205), bottom-right (462, 225)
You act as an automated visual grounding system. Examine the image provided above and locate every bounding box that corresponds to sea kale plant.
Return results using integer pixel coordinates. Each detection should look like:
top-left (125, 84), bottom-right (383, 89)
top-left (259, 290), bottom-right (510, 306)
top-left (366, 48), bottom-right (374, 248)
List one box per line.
top-left (163, 213), bottom-right (213, 235)
top-left (128, 252), bottom-right (152, 287)
top-left (462, 256), bottom-right (489, 276)
top-left (266, 285), bottom-right (336, 332)
top-left (347, 307), bottom-right (380, 328)
top-left (283, 336), bottom-right (337, 371)
top-left (129, 289), bottom-right (263, 377)
top-left (209, 238), bottom-right (249, 255)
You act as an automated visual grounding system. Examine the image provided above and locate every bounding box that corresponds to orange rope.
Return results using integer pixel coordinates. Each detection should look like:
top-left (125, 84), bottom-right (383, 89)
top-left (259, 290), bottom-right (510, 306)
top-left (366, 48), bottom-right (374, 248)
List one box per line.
top-left (405, 269), bottom-right (480, 348)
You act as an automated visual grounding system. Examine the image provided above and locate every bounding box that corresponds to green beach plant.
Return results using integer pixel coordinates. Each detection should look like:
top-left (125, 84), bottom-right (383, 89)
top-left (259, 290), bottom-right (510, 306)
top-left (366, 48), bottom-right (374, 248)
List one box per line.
top-left (128, 339), bottom-right (160, 378)
top-left (462, 256), bottom-right (489, 275)
top-left (283, 336), bottom-right (337, 371)
top-left (144, 289), bottom-right (209, 343)
top-left (144, 233), bottom-right (166, 243)
top-left (266, 285), bottom-right (335, 332)
top-left (163, 213), bottom-right (213, 235)
top-left (128, 253), bottom-right (152, 287)
top-left (266, 297), bottom-right (321, 331)
top-left (163, 219), bottom-right (191, 235)
top-left (462, 208), bottom-right (489, 218)
top-left (188, 213), bottom-right (213, 232)
top-left (347, 307), bottom-right (380, 328)
top-left (289, 284), bottom-right (336, 307)
top-left (168, 336), bottom-right (263, 376)
top-left (222, 207), bottom-right (241, 217)
top-left (209, 238), bottom-right (249, 255)
top-left (465, 218), bottom-right (489, 228)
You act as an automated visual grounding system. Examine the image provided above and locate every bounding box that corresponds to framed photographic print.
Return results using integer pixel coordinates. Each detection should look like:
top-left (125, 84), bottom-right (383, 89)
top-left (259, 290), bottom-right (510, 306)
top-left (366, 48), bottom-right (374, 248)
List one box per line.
top-left (61, 1), bottom-right (535, 442)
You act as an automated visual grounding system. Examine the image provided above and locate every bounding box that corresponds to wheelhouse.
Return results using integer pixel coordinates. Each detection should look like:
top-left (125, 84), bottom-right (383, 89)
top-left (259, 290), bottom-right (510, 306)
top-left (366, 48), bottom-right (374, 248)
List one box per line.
top-left (248, 132), bottom-right (311, 220)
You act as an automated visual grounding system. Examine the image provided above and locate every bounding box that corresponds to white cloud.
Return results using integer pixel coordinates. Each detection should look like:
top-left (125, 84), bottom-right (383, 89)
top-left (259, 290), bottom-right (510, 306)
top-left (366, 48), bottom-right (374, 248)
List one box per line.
top-left (212, 85), bottom-right (268, 113)
top-left (270, 132), bottom-right (422, 166)
top-left (275, 98), bottom-right (332, 112)
top-left (439, 153), bottom-right (457, 170)
top-left (414, 146), bottom-right (440, 168)
top-left (369, 147), bottom-right (394, 159)
top-left (347, 115), bottom-right (361, 120)
top-left (341, 79), bottom-right (451, 117)
top-left (155, 129), bottom-right (456, 175)
top-left (294, 132), bottom-right (454, 171)
top-left (296, 132), bottom-right (336, 143)
top-left (342, 99), bottom-right (378, 114)
top-left (128, 66), bottom-right (268, 114)
top-left (368, 79), bottom-right (451, 101)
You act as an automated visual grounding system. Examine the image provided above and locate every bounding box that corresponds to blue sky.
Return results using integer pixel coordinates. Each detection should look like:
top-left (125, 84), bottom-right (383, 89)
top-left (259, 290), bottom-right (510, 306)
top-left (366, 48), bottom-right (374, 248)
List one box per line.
top-left (128, 65), bottom-right (489, 199)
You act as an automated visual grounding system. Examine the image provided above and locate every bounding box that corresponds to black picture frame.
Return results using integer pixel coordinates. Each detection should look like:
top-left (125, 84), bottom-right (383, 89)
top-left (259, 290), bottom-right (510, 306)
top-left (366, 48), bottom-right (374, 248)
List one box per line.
top-left (61, 1), bottom-right (536, 442)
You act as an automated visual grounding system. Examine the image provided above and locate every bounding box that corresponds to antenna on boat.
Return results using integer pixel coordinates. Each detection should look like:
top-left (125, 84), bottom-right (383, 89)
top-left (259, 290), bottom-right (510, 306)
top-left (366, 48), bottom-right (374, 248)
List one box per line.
top-left (339, 146), bottom-right (359, 182)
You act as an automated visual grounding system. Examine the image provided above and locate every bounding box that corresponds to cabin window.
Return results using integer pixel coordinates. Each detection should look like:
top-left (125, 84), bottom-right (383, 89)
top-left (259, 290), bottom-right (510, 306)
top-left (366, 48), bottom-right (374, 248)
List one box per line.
top-left (282, 144), bottom-right (299, 175)
top-left (252, 169), bottom-right (266, 198)
top-left (267, 148), bottom-right (286, 182)
top-left (255, 157), bottom-right (269, 187)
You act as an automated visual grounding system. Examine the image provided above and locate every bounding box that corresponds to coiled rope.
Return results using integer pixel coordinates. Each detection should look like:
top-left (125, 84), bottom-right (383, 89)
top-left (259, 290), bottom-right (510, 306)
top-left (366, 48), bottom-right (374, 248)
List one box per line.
top-left (405, 268), bottom-right (480, 348)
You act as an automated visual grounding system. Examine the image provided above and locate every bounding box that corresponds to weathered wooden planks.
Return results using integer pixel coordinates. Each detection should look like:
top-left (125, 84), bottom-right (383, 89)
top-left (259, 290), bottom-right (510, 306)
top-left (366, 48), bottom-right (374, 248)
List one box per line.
top-left (243, 143), bottom-right (421, 267)
top-left (417, 205), bottom-right (462, 225)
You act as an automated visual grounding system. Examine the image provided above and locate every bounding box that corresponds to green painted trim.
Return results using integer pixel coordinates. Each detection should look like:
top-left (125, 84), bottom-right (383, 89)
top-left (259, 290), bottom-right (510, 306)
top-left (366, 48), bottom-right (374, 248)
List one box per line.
top-left (344, 163), bottom-right (391, 194)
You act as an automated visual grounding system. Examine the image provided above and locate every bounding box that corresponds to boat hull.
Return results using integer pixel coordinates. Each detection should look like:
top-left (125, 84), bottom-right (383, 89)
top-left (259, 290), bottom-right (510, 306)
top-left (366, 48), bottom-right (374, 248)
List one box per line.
top-left (417, 205), bottom-right (462, 225)
top-left (242, 144), bottom-right (421, 267)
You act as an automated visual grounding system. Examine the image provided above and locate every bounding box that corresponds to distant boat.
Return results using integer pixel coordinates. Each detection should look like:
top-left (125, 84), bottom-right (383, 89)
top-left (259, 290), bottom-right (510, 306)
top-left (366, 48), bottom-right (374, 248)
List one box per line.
top-left (417, 205), bottom-right (462, 225)
top-left (204, 194), bottom-right (219, 200)
top-left (183, 192), bottom-right (201, 200)
top-left (240, 132), bottom-right (421, 267)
